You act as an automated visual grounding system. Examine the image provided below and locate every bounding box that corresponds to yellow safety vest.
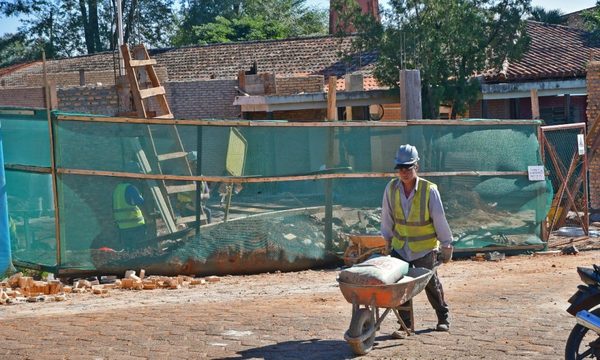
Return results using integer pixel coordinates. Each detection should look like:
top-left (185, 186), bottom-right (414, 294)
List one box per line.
top-left (390, 178), bottom-right (439, 253)
top-left (113, 183), bottom-right (145, 229)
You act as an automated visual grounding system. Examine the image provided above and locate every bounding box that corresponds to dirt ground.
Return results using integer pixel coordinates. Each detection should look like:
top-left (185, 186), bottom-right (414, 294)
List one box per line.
top-left (0, 244), bottom-right (599, 359)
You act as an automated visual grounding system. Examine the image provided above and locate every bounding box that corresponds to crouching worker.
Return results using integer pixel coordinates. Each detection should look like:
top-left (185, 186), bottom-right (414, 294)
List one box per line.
top-left (113, 162), bottom-right (147, 250)
top-left (381, 144), bottom-right (454, 338)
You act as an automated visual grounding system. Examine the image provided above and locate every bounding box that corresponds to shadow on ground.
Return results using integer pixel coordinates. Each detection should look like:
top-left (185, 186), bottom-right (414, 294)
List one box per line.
top-left (222, 333), bottom-right (435, 359)
top-left (223, 338), bottom-right (354, 359)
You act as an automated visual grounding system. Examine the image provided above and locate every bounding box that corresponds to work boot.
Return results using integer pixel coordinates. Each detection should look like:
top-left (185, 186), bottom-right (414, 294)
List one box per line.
top-left (391, 330), bottom-right (406, 339)
top-left (436, 322), bottom-right (450, 331)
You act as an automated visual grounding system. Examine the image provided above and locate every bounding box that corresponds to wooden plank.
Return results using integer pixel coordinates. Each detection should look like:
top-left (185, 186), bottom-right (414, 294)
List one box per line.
top-left (139, 86), bottom-right (166, 99)
top-left (157, 152), bottom-right (187, 161)
top-left (176, 215), bottom-right (206, 225)
top-left (129, 59), bottom-right (157, 67)
top-left (56, 168), bottom-right (529, 184)
top-left (4, 164), bottom-right (52, 173)
top-left (327, 76), bottom-right (337, 121)
top-left (154, 114), bottom-right (174, 119)
top-left (531, 89), bottom-right (540, 120)
top-left (57, 115), bottom-right (410, 127)
top-left (166, 184), bottom-right (196, 194)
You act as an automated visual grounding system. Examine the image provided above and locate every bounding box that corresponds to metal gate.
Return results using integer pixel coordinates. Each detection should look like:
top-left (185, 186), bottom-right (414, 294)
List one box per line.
top-left (540, 123), bottom-right (589, 237)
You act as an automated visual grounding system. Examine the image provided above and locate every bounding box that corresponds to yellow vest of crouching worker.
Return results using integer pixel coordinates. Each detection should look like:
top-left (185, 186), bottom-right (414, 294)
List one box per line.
top-left (390, 178), bottom-right (439, 253)
top-left (113, 183), bottom-right (145, 230)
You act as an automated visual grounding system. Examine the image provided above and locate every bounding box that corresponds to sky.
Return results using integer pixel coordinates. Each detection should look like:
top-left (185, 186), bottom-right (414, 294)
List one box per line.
top-left (0, 0), bottom-right (599, 36)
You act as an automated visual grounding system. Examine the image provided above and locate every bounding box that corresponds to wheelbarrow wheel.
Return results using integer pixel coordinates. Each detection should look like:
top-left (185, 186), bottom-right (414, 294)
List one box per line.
top-left (348, 308), bottom-right (375, 355)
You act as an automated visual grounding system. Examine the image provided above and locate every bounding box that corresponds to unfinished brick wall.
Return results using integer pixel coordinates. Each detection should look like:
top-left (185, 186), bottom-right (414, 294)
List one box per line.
top-left (275, 76), bottom-right (324, 95)
top-left (2, 67), bottom-right (168, 88)
top-left (166, 79), bottom-right (240, 119)
top-left (0, 87), bottom-right (46, 108)
top-left (586, 61), bottom-right (600, 209)
top-left (58, 85), bottom-right (120, 115)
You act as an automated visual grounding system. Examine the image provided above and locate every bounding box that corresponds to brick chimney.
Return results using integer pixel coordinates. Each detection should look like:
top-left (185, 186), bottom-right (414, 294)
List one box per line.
top-left (329, 0), bottom-right (380, 35)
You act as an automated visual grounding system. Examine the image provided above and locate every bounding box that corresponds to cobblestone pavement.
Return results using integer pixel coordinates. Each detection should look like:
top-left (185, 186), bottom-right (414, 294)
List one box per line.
top-left (0, 250), bottom-right (598, 359)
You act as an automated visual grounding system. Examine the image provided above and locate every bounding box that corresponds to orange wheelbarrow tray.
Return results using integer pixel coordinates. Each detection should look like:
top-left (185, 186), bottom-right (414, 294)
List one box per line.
top-left (342, 234), bottom-right (387, 266)
top-left (337, 267), bottom-right (434, 355)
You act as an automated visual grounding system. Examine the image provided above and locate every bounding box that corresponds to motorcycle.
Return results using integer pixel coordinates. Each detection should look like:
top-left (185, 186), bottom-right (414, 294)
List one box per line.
top-left (566, 265), bottom-right (600, 359)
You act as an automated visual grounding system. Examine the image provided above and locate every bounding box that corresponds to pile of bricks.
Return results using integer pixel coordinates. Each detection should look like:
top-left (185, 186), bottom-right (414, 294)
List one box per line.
top-left (0, 272), bottom-right (65, 304)
top-left (0, 270), bottom-right (221, 305)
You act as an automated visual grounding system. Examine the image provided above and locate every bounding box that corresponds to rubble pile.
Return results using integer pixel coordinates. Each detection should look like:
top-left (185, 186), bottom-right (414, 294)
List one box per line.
top-left (0, 270), bottom-right (221, 305)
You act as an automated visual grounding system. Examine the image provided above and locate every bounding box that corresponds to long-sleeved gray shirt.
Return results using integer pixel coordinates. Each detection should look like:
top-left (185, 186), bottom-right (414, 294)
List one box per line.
top-left (381, 177), bottom-right (453, 261)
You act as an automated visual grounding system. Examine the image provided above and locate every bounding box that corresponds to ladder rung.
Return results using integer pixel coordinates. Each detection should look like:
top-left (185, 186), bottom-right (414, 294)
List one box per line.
top-left (176, 215), bottom-right (206, 225)
top-left (157, 152), bottom-right (187, 161)
top-left (139, 86), bottom-right (166, 99)
top-left (166, 184), bottom-right (197, 194)
top-left (154, 114), bottom-right (174, 119)
top-left (130, 59), bottom-right (157, 67)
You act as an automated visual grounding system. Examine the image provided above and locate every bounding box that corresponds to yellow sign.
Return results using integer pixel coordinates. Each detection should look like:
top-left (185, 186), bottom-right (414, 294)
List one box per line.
top-left (226, 128), bottom-right (247, 176)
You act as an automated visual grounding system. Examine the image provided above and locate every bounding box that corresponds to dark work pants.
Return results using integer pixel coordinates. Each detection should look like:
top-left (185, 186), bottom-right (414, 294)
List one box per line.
top-left (391, 250), bottom-right (449, 325)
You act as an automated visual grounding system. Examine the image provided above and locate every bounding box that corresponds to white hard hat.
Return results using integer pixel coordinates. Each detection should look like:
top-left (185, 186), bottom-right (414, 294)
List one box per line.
top-left (394, 144), bottom-right (419, 168)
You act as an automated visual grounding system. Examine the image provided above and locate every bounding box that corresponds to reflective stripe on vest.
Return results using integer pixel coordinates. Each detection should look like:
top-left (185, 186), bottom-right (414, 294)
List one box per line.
top-left (390, 178), bottom-right (438, 253)
top-left (113, 183), bottom-right (145, 229)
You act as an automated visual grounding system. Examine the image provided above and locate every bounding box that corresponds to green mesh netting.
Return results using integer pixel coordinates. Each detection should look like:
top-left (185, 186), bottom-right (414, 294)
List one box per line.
top-left (1, 108), bottom-right (552, 275)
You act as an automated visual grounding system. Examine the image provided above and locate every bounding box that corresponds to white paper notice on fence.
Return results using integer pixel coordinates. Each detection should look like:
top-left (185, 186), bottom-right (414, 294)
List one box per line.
top-left (578, 134), bottom-right (586, 155)
top-left (528, 165), bottom-right (545, 181)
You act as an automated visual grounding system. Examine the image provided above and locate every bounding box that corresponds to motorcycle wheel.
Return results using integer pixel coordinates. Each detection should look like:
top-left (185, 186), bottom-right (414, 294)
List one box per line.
top-left (565, 308), bottom-right (600, 360)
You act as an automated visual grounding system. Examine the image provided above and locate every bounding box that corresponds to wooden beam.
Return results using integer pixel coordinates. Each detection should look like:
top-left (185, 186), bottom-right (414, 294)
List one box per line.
top-left (530, 89), bottom-right (540, 120)
top-left (129, 59), bottom-right (157, 67)
top-left (139, 86), bottom-right (166, 99)
top-left (55, 168), bottom-right (528, 184)
top-left (400, 70), bottom-right (422, 120)
top-left (327, 76), bottom-right (337, 121)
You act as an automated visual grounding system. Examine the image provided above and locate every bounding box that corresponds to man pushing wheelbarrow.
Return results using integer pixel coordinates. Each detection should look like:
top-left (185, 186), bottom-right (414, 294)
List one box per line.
top-left (338, 144), bottom-right (453, 355)
top-left (381, 144), bottom-right (454, 337)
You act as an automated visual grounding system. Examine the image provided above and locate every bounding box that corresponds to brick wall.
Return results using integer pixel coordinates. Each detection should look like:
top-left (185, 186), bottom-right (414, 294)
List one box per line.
top-left (58, 85), bottom-right (120, 115)
top-left (2, 67), bottom-right (169, 88)
top-left (587, 62), bottom-right (600, 209)
top-left (275, 76), bottom-right (324, 95)
top-left (166, 79), bottom-right (240, 119)
top-left (0, 87), bottom-right (46, 108)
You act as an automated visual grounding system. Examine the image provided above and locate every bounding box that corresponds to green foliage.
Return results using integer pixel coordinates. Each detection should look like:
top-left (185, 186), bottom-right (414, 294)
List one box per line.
top-left (338, 0), bottom-right (531, 118)
top-left (0, 0), bottom-right (176, 59)
top-left (0, 33), bottom-right (41, 67)
top-left (173, 0), bottom-right (327, 46)
top-left (528, 6), bottom-right (566, 24)
top-left (581, 2), bottom-right (600, 41)
top-left (191, 15), bottom-right (289, 45)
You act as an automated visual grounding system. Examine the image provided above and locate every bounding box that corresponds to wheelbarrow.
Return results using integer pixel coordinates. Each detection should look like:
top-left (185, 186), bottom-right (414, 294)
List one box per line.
top-left (342, 234), bottom-right (387, 266)
top-left (337, 267), bottom-right (434, 355)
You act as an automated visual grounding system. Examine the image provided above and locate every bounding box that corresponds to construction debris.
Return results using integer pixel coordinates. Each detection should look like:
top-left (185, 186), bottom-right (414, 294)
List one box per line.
top-left (485, 252), bottom-right (505, 261)
top-left (561, 245), bottom-right (579, 255)
top-left (0, 270), bottom-right (221, 306)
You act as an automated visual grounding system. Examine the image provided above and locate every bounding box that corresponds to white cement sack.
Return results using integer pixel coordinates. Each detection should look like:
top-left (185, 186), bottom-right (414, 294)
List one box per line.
top-left (339, 256), bottom-right (409, 285)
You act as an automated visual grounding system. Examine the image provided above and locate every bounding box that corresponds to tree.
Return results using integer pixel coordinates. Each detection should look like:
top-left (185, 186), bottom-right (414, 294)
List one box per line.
top-left (173, 0), bottom-right (327, 46)
top-left (528, 6), bottom-right (565, 25)
top-left (0, 33), bottom-right (41, 67)
top-left (581, 2), bottom-right (600, 41)
top-left (336, 0), bottom-right (531, 118)
top-left (0, 0), bottom-right (176, 59)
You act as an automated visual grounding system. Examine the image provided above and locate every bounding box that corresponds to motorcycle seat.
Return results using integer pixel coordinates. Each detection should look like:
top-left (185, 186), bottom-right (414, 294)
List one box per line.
top-left (577, 266), bottom-right (600, 285)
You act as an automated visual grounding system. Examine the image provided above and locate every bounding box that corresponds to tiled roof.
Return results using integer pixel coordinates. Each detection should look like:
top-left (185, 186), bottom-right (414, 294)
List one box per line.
top-left (0, 35), bottom-right (378, 85)
top-left (0, 61), bottom-right (38, 77)
top-left (483, 20), bottom-right (600, 83)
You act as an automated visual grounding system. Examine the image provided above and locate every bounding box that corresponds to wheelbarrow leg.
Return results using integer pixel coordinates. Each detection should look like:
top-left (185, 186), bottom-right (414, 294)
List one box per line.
top-left (392, 300), bottom-right (415, 335)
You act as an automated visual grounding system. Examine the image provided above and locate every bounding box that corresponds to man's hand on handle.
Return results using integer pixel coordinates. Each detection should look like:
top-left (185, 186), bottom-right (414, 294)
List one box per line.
top-left (440, 244), bottom-right (453, 264)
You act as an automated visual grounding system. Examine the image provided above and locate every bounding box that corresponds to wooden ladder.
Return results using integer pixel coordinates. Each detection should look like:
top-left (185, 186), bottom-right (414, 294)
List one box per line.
top-left (121, 44), bottom-right (206, 232)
